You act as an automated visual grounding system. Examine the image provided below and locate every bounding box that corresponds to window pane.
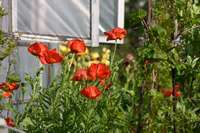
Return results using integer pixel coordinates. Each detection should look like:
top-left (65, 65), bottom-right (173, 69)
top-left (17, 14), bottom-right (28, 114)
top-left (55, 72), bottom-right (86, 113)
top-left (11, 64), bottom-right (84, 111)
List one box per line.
top-left (15, 0), bottom-right (91, 39)
top-left (99, 0), bottom-right (118, 34)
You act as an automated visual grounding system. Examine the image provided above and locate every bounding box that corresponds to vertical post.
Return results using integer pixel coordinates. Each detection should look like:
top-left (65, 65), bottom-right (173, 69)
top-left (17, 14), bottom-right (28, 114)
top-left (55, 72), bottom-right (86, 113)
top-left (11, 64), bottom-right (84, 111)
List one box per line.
top-left (11, 0), bottom-right (17, 32)
top-left (91, 0), bottom-right (99, 47)
top-left (147, 0), bottom-right (152, 25)
top-left (117, 0), bottom-right (125, 44)
top-left (172, 68), bottom-right (176, 133)
top-left (8, 0), bottom-right (12, 32)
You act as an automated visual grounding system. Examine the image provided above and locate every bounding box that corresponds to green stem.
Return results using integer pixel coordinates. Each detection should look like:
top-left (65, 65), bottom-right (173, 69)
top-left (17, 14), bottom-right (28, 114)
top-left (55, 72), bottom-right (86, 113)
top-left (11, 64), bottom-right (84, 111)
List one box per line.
top-left (111, 40), bottom-right (117, 66)
top-left (172, 68), bottom-right (177, 133)
top-left (67, 54), bottom-right (75, 78)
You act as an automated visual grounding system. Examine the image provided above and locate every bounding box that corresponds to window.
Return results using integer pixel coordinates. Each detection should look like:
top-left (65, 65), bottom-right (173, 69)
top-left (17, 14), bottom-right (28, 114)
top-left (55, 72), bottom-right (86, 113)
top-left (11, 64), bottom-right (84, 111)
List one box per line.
top-left (2, 0), bottom-right (125, 46)
top-left (99, 0), bottom-right (125, 44)
top-left (2, 0), bottom-right (99, 46)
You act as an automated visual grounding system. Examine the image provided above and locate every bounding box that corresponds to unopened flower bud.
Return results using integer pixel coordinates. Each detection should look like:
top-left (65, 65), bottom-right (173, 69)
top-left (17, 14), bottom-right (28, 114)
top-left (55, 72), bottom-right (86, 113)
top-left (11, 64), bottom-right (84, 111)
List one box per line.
top-left (59, 44), bottom-right (70, 55)
top-left (91, 52), bottom-right (100, 60)
top-left (101, 59), bottom-right (110, 66)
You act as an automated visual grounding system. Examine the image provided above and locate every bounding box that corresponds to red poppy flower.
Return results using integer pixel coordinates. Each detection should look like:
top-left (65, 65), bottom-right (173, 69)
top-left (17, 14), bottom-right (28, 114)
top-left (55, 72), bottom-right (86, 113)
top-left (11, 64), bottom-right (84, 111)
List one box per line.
top-left (161, 89), bottom-right (181, 97)
top-left (39, 49), bottom-right (63, 64)
top-left (5, 117), bottom-right (15, 127)
top-left (6, 82), bottom-right (19, 91)
top-left (104, 27), bottom-right (127, 41)
top-left (162, 89), bottom-right (173, 97)
top-left (80, 86), bottom-right (102, 99)
top-left (72, 68), bottom-right (88, 81)
top-left (104, 32), bottom-right (116, 41)
top-left (87, 64), bottom-right (98, 80)
top-left (28, 42), bottom-right (48, 56)
top-left (87, 63), bottom-right (111, 81)
top-left (0, 82), bottom-right (6, 89)
top-left (67, 39), bottom-right (86, 54)
top-left (2, 91), bottom-right (12, 98)
top-left (175, 91), bottom-right (181, 97)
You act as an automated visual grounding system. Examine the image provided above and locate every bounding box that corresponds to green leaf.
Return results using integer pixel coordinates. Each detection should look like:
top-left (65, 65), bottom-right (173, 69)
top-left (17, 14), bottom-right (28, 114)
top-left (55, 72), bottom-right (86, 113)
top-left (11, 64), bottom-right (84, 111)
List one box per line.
top-left (128, 9), bottom-right (147, 25)
top-left (192, 57), bottom-right (199, 68)
top-left (7, 73), bottom-right (21, 82)
top-left (20, 117), bottom-right (34, 127)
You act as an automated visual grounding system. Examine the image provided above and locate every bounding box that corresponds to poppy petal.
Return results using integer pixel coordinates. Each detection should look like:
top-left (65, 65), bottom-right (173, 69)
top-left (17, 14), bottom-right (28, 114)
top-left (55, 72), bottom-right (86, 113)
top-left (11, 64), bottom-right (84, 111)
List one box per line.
top-left (104, 27), bottom-right (127, 41)
top-left (67, 39), bottom-right (86, 54)
top-left (6, 82), bottom-right (19, 91)
top-left (5, 117), bottom-right (15, 127)
top-left (72, 68), bottom-right (88, 81)
top-left (2, 91), bottom-right (12, 98)
top-left (38, 49), bottom-right (63, 64)
top-left (28, 42), bottom-right (48, 56)
top-left (80, 86), bottom-right (101, 99)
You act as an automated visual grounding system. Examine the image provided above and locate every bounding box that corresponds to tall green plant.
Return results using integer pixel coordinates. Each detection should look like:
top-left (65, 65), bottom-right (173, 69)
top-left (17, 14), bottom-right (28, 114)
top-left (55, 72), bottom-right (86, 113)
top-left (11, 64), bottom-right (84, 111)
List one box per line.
top-left (126, 0), bottom-right (200, 132)
top-left (0, 6), bottom-right (15, 61)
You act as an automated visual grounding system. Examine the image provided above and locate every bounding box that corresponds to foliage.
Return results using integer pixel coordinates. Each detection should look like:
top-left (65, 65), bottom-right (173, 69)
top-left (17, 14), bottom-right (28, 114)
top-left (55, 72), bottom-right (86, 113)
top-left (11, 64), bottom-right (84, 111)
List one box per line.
top-left (0, 6), bottom-right (16, 61)
top-left (11, 0), bottom-right (200, 132)
top-left (0, 3), bottom-right (18, 120)
top-left (15, 51), bottom-right (131, 132)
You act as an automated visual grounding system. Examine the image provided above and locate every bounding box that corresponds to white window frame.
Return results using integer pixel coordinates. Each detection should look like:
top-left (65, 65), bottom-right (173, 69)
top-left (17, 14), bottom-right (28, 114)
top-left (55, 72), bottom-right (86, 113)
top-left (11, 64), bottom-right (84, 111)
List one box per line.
top-left (2, 0), bottom-right (125, 46)
top-left (99, 0), bottom-right (125, 44)
top-left (3, 0), bottom-right (99, 47)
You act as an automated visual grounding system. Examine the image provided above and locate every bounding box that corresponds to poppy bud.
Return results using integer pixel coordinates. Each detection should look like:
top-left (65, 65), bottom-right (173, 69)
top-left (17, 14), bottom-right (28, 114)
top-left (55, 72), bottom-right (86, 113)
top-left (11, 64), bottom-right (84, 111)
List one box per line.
top-left (91, 52), bottom-right (100, 60)
top-left (59, 44), bottom-right (71, 55)
top-left (101, 59), bottom-right (110, 66)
